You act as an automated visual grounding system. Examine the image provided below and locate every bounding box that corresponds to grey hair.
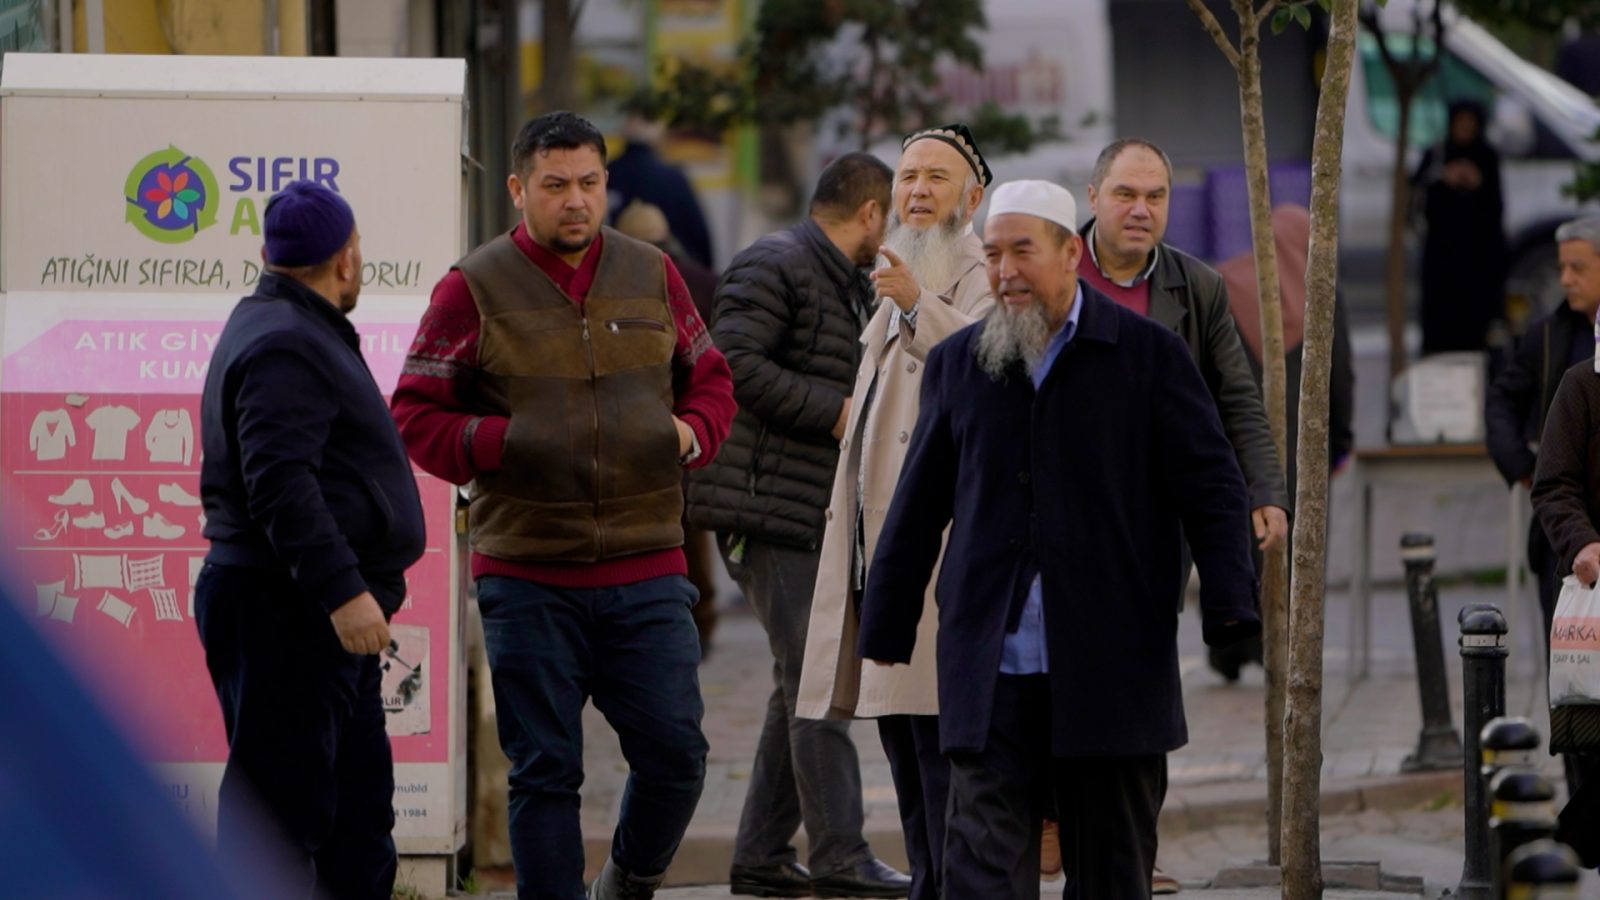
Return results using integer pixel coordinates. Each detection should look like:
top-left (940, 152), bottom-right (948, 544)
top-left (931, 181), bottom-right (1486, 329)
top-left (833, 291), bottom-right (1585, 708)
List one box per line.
top-left (1556, 216), bottom-right (1600, 252)
top-left (1090, 138), bottom-right (1174, 189)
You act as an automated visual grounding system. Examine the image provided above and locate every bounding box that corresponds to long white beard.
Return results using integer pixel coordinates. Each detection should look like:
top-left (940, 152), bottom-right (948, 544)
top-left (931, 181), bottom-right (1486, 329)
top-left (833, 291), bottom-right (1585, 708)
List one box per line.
top-left (883, 210), bottom-right (965, 297)
top-left (976, 300), bottom-right (1052, 379)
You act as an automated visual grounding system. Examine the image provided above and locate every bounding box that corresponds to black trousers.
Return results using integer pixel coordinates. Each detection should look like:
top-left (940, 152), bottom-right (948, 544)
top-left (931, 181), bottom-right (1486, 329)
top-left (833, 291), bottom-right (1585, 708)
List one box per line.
top-left (877, 714), bottom-right (948, 900)
top-left (944, 675), bottom-right (1164, 900)
top-left (195, 563), bottom-right (397, 900)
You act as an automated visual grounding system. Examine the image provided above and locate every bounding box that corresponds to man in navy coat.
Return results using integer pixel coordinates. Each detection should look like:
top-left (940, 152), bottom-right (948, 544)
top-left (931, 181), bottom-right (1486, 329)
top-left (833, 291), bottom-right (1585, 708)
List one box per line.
top-left (858, 180), bottom-right (1260, 899)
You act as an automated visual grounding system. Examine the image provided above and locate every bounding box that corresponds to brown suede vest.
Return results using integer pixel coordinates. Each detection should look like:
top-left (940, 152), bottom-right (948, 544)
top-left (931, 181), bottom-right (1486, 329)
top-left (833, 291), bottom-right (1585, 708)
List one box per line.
top-left (457, 228), bottom-right (682, 562)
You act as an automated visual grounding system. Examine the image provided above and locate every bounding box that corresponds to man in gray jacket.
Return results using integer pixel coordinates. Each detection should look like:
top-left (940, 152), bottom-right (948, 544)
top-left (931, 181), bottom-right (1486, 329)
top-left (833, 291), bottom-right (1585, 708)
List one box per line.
top-left (1071, 137), bottom-right (1289, 894)
top-left (687, 153), bottom-right (910, 898)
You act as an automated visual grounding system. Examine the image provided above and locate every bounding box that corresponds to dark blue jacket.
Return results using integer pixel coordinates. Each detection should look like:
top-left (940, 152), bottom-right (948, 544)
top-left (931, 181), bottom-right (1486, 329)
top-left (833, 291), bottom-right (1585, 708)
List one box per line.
top-left (201, 273), bottom-right (425, 614)
top-left (858, 284), bottom-right (1260, 756)
top-left (607, 141), bottom-right (714, 268)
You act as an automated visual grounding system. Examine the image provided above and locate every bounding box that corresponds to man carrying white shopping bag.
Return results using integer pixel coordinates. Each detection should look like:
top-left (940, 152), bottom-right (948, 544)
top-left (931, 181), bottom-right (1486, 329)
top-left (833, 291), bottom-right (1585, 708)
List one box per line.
top-left (1530, 354), bottom-right (1600, 863)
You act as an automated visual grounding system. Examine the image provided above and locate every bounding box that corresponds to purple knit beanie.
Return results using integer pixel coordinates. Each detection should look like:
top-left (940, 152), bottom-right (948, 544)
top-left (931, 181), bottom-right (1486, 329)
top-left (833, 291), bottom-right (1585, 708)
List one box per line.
top-left (263, 181), bottom-right (355, 267)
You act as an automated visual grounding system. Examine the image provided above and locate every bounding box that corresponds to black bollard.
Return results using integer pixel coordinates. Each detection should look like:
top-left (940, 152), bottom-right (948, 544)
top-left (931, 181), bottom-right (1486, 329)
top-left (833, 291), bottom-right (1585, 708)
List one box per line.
top-left (1402, 534), bottom-right (1464, 772)
top-left (1505, 840), bottom-right (1582, 898)
top-left (1490, 769), bottom-right (1558, 897)
top-left (1465, 711), bottom-right (1536, 890)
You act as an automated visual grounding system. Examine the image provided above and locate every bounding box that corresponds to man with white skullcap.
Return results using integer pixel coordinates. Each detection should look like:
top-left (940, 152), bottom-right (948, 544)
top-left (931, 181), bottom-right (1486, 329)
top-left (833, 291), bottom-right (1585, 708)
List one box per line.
top-left (858, 180), bottom-right (1261, 898)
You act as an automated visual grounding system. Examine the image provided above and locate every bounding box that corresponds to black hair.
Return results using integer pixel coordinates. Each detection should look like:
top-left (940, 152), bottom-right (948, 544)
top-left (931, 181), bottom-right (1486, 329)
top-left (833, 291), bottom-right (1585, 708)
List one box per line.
top-left (511, 111), bottom-right (608, 177)
top-left (809, 152), bottom-right (894, 223)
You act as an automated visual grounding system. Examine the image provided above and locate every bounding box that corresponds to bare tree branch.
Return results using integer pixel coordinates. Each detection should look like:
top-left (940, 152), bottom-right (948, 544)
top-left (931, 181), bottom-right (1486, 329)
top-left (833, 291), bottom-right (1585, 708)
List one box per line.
top-left (1186, 0), bottom-right (1242, 70)
top-left (1256, 0), bottom-right (1280, 21)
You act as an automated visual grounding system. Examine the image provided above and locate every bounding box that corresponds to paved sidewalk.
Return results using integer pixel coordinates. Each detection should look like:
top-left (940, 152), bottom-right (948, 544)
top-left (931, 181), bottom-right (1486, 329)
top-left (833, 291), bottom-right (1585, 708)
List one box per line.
top-left (537, 580), bottom-right (1556, 892)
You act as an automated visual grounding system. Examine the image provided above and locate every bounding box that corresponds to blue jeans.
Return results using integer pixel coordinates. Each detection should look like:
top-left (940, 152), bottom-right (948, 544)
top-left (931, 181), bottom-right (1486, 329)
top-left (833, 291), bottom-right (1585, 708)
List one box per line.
top-left (477, 574), bottom-right (708, 900)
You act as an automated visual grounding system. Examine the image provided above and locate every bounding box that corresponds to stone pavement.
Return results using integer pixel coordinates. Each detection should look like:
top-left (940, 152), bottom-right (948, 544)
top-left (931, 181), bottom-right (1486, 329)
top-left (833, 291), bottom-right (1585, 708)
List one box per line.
top-left (510, 577), bottom-right (1560, 895)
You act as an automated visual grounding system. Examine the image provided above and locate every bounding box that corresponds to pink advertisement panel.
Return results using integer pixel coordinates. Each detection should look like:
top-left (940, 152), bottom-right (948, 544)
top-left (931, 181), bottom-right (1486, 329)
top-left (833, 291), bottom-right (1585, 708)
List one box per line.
top-left (3, 319), bottom-right (454, 771)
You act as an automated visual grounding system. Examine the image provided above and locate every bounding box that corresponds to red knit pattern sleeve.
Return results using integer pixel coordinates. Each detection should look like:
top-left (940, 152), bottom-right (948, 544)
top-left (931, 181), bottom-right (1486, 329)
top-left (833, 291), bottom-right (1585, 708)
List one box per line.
top-left (663, 254), bottom-right (734, 467)
top-left (391, 269), bottom-right (509, 484)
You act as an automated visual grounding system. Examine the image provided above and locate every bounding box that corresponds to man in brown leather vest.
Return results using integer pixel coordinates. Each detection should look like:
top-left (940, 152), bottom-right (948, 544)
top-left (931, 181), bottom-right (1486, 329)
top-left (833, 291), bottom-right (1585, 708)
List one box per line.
top-left (393, 111), bottom-right (736, 900)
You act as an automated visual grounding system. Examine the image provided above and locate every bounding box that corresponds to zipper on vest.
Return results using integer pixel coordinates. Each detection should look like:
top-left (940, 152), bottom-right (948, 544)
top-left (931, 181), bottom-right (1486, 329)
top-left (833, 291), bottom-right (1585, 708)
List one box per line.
top-left (606, 317), bottom-right (668, 334)
top-left (582, 316), bottom-right (603, 555)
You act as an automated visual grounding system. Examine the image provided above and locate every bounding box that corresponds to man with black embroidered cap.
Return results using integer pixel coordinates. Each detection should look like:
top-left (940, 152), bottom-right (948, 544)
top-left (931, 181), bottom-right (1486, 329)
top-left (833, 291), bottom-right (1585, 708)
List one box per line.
top-left (197, 180), bottom-right (426, 900)
top-left (859, 180), bottom-right (1259, 898)
top-left (796, 122), bottom-right (993, 900)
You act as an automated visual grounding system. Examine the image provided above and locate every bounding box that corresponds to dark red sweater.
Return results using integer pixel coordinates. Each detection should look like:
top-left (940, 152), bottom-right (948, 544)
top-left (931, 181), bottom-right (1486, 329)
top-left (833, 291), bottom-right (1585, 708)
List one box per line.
top-left (391, 224), bottom-right (735, 588)
top-left (1077, 251), bottom-right (1152, 318)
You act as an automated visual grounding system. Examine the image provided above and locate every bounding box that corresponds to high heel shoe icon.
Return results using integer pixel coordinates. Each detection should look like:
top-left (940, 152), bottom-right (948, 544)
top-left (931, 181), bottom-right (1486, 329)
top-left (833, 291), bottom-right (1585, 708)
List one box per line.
top-left (34, 510), bottom-right (69, 542)
top-left (111, 477), bottom-right (149, 515)
top-left (48, 479), bottom-right (94, 506)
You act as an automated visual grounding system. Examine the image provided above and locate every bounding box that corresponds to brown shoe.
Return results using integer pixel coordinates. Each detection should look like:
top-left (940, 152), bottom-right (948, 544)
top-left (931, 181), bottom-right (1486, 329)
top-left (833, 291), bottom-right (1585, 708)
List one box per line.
top-left (1040, 819), bottom-right (1063, 879)
top-left (1152, 866), bottom-right (1181, 894)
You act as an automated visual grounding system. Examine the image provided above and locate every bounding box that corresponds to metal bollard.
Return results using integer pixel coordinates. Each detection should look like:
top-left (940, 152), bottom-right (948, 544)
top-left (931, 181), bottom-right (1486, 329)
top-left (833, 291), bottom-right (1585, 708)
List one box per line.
top-left (1505, 840), bottom-right (1581, 898)
top-left (1459, 609), bottom-right (1512, 899)
top-left (1490, 769), bottom-right (1558, 897)
top-left (1402, 534), bottom-right (1464, 772)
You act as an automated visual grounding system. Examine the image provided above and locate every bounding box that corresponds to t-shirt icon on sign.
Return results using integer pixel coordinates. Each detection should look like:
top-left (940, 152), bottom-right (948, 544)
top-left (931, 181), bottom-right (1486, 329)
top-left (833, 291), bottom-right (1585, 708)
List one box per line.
top-left (86, 405), bottom-right (141, 461)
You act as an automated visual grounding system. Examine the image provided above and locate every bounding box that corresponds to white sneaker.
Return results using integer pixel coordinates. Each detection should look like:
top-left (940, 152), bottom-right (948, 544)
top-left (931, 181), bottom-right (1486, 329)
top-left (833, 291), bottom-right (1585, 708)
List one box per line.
top-left (142, 513), bottom-right (185, 540)
top-left (158, 483), bottom-right (202, 507)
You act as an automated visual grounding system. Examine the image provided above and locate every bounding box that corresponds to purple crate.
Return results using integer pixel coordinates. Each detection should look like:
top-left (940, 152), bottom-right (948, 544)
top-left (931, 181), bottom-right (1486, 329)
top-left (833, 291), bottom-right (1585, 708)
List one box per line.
top-left (1204, 162), bottom-right (1315, 264)
top-left (1163, 181), bottom-right (1210, 260)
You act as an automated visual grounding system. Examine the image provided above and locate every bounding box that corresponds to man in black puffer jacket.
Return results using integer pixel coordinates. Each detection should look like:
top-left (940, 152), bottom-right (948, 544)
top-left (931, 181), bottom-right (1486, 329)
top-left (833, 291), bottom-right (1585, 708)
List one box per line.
top-left (687, 153), bottom-right (911, 898)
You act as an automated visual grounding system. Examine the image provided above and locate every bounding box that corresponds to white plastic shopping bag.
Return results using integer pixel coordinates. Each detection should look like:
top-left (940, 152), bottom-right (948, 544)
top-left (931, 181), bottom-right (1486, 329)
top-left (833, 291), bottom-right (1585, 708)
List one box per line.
top-left (1550, 575), bottom-right (1600, 706)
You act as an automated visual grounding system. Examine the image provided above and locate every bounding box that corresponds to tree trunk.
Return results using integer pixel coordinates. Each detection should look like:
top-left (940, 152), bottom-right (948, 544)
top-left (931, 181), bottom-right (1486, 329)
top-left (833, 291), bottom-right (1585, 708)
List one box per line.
top-left (540, 0), bottom-right (578, 112)
top-left (1231, 0), bottom-right (1291, 866)
top-left (1282, 2), bottom-right (1359, 897)
top-left (1383, 82), bottom-right (1416, 377)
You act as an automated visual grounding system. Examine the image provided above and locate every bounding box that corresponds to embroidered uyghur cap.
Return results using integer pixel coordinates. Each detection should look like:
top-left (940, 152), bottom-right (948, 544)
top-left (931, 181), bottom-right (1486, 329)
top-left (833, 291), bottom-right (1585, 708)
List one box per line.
top-left (263, 180), bottom-right (356, 267)
top-left (902, 123), bottom-right (993, 187)
top-left (986, 180), bottom-right (1078, 232)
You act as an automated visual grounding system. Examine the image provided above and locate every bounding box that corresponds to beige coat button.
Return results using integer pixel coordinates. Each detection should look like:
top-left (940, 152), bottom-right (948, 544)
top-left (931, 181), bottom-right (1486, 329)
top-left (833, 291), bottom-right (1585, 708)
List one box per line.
top-left (906, 361), bottom-right (918, 374)
top-left (825, 509), bottom-right (833, 521)
top-left (899, 431), bottom-right (909, 443)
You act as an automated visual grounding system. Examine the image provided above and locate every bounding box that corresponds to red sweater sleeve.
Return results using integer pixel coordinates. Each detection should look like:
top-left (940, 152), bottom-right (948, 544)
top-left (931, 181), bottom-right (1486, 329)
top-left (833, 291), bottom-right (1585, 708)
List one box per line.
top-left (664, 255), bottom-right (735, 468)
top-left (391, 270), bottom-right (508, 485)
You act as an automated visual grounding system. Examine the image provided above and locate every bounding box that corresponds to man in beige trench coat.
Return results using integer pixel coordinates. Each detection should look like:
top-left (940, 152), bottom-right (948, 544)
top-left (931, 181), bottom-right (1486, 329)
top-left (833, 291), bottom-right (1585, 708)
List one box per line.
top-left (796, 123), bottom-right (995, 900)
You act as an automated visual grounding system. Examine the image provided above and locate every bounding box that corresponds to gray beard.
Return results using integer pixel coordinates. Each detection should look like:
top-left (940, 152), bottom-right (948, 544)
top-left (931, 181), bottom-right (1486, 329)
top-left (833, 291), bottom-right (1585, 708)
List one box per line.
top-left (883, 210), bottom-right (965, 297)
top-left (976, 301), bottom-right (1052, 379)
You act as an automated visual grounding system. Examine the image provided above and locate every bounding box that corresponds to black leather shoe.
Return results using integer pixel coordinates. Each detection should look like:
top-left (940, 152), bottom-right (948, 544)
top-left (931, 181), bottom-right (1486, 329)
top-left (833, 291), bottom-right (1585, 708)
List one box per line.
top-left (730, 861), bottom-right (812, 897)
top-left (810, 858), bottom-right (911, 898)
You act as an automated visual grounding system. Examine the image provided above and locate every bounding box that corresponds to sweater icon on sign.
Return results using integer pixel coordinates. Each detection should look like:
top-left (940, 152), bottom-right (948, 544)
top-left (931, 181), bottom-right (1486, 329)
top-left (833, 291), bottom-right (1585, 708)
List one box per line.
top-left (29, 410), bottom-right (76, 461)
top-left (48, 479), bottom-right (94, 506)
top-left (86, 405), bottom-right (141, 461)
top-left (145, 409), bottom-right (194, 465)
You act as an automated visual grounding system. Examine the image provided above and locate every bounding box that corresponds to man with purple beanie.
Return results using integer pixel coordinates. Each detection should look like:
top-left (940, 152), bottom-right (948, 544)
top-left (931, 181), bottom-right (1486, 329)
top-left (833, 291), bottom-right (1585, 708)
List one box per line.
top-left (197, 180), bottom-right (425, 900)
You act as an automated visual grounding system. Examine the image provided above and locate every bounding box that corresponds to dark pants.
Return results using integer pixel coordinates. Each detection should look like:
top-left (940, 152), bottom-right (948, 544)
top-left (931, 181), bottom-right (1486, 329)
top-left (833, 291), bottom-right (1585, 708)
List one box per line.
top-left (945, 675), bottom-right (1164, 900)
top-left (477, 574), bottom-right (708, 900)
top-left (722, 537), bottom-right (872, 877)
top-left (195, 563), bottom-right (397, 900)
top-left (878, 715), bottom-right (947, 900)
